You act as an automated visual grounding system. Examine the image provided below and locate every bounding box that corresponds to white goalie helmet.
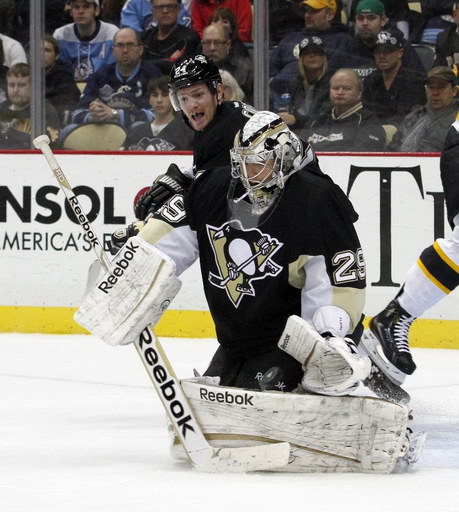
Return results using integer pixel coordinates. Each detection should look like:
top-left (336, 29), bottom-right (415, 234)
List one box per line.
top-left (230, 111), bottom-right (303, 209)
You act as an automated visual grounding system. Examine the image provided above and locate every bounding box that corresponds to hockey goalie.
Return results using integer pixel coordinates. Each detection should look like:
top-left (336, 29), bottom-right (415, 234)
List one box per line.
top-left (76, 112), bottom-right (424, 473)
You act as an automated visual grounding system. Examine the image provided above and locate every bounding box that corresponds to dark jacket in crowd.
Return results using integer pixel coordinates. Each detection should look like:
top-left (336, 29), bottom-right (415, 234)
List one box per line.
top-left (141, 24), bottom-right (200, 74)
top-left (46, 59), bottom-right (81, 126)
top-left (388, 102), bottom-right (458, 152)
top-left (339, 35), bottom-right (426, 79)
top-left (0, 100), bottom-right (60, 148)
top-left (362, 67), bottom-right (427, 126)
top-left (306, 102), bottom-right (386, 152)
top-left (434, 23), bottom-right (459, 68)
top-left (73, 60), bottom-right (162, 127)
top-left (287, 68), bottom-right (333, 131)
top-left (124, 113), bottom-right (193, 151)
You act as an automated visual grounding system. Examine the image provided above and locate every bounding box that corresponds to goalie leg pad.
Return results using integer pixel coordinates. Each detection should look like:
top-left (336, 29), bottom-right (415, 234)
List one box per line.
top-left (175, 378), bottom-right (416, 474)
top-left (279, 315), bottom-right (371, 395)
top-left (74, 236), bottom-right (181, 346)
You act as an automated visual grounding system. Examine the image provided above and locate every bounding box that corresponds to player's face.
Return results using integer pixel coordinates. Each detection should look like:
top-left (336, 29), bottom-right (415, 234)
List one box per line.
top-left (244, 159), bottom-right (276, 186)
top-left (426, 80), bottom-right (457, 111)
top-left (71, 1), bottom-right (99, 24)
top-left (355, 14), bottom-right (385, 41)
top-left (330, 72), bottom-right (361, 109)
top-left (177, 83), bottom-right (220, 131)
top-left (7, 75), bottom-right (31, 109)
top-left (304, 7), bottom-right (333, 31)
top-left (42, 40), bottom-right (58, 69)
top-left (374, 46), bottom-right (403, 72)
top-left (149, 88), bottom-right (173, 115)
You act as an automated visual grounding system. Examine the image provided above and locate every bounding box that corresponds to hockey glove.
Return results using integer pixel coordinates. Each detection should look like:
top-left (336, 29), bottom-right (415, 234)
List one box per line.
top-left (109, 220), bottom-right (145, 255)
top-left (135, 163), bottom-right (192, 220)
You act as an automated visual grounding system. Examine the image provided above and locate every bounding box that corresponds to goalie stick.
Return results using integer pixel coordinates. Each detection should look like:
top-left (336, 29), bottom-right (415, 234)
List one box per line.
top-left (33, 134), bottom-right (290, 473)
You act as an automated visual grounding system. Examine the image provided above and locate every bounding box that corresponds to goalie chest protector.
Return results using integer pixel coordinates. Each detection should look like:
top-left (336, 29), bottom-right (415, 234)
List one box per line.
top-left (185, 165), bottom-right (365, 355)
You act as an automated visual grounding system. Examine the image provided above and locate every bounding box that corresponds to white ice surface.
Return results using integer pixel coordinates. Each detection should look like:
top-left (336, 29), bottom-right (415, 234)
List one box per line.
top-left (1, 333), bottom-right (459, 512)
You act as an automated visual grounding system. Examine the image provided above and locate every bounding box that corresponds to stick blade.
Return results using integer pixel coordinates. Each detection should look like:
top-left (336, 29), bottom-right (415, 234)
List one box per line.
top-left (193, 442), bottom-right (291, 473)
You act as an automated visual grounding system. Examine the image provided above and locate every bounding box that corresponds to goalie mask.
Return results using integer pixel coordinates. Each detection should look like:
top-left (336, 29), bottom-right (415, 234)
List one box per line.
top-left (228, 111), bottom-right (303, 227)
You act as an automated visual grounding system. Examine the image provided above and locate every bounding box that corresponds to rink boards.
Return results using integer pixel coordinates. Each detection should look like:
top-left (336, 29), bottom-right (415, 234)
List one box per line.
top-left (0, 150), bottom-right (457, 349)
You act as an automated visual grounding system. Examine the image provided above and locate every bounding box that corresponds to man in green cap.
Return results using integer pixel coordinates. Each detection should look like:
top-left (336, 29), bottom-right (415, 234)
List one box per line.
top-left (348, 0), bottom-right (411, 40)
top-left (339, 0), bottom-right (425, 79)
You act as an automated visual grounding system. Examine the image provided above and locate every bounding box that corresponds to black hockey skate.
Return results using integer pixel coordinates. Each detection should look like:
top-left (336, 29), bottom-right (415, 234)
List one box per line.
top-left (368, 299), bottom-right (417, 376)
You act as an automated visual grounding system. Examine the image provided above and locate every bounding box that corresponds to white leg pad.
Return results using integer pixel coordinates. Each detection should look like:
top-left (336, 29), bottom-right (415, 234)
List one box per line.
top-left (170, 378), bottom-right (417, 474)
top-left (74, 236), bottom-right (181, 346)
top-left (279, 315), bottom-right (371, 395)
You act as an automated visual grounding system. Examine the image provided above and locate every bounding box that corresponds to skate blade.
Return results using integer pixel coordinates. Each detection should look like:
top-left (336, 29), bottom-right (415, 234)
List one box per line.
top-left (360, 330), bottom-right (407, 385)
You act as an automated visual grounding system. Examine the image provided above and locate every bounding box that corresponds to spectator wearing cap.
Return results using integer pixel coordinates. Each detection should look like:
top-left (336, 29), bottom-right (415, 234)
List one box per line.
top-left (306, 67), bottom-right (386, 151)
top-left (388, 66), bottom-right (459, 151)
top-left (269, 0), bottom-right (351, 101)
top-left (362, 29), bottom-right (426, 126)
top-left (276, 35), bottom-right (333, 133)
top-left (53, 0), bottom-right (119, 82)
top-left (347, 0), bottom-right (411, 39)
top-left (340, 0), bottom-right (425, 79)
top-left (433, 3), bottom-right (459, 69)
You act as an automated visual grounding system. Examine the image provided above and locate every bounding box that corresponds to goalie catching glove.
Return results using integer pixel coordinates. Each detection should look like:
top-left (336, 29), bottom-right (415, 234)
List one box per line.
top-left (75, 236), bottom-right (181, 346)
top-left (135, 163), bottom-right (192, 220)
top-left (278, 315), bottom-right (371, 395)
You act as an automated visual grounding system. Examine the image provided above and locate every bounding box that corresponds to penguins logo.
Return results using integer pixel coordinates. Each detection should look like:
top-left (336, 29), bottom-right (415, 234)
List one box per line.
top-left (207, 222), bottom-right (283, 308)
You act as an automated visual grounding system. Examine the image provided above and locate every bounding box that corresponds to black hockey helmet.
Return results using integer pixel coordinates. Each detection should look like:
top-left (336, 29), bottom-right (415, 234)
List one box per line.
top-left (168, 54), bottom-right (222, 111)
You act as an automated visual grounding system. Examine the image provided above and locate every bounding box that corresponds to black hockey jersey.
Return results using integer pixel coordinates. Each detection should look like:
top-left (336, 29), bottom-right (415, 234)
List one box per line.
top-left (192, 101), bottom-right (256, 171)
top-left (182, 165), bottom-right (366, 357)
top-left (440, 119), bottom-right (459, 228)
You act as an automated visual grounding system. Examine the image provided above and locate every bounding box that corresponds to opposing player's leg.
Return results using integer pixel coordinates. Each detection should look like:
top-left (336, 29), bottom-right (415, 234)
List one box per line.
top-left (363, 224), bottom-right (459, 383)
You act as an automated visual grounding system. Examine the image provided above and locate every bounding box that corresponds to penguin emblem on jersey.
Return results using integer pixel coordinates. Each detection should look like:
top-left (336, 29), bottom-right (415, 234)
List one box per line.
top-left (207, 222), bottom-right (283, 307)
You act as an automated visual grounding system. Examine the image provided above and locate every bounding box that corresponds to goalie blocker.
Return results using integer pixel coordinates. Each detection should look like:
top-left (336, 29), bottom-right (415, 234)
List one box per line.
top-left (75, 236), bottom-right (181, 346)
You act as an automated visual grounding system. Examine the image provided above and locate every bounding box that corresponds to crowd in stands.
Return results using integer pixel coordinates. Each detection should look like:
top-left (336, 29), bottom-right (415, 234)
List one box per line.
top-left (0, 0), bottom-right (458, 152)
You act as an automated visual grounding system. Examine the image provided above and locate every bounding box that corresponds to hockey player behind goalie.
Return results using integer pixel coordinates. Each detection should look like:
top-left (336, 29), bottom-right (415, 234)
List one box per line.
top-left (76, 111), bottom-right (424, 472)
